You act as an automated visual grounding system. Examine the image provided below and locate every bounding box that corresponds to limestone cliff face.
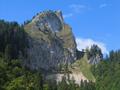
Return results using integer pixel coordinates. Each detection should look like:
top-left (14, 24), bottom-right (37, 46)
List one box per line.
top-left (24, 10), bottom-right (77, 71)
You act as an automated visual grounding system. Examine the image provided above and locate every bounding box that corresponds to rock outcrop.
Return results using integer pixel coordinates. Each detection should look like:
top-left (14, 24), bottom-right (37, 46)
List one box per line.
top-left (24, 10), bottom-right (77, 71)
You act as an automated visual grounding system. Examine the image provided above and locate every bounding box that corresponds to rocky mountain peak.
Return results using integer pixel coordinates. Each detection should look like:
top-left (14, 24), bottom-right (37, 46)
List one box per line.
top-left (24, 10), bottom-right (77, 71)
top-left (31, 10), bottom-right (64, 33)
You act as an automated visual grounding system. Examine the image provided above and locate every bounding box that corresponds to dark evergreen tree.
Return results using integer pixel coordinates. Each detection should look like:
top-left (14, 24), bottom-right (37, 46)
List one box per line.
top-left (4, 44), bottom-right (12, 61)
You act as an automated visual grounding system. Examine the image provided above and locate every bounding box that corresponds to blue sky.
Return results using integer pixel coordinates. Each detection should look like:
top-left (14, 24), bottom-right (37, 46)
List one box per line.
top-left (0, 0), bottom-right (120, 54)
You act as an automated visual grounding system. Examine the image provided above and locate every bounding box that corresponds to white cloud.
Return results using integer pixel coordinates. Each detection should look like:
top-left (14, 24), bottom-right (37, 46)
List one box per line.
top-left (99, 3), bottom-right (108, 8)
top-left (63, 13), bottom-right (73, 18)
top-left (69, 4), bottom-right (86, 13)
top-left (76, 37), bottom-right (109, 54)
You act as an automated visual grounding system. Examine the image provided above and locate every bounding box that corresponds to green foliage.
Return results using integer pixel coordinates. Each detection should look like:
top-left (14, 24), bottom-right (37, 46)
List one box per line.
top-left (80, 80), bottom-right (96, 90)
top-left (0, 52), bottom-right (96, 89)
top-left (0, 25), bottom-right (42, 89)
top-left (6, 76), bottom-right (26, 90)
top-left (91, 50), bottom-right (120, 90)
top-left (0, 58), bottom-right (8, 90)
top-left (43, 80), bottom-right (57, 90)
top-left (0, 20), bottom-right (28, 60)
top-left (109, 50), bottom-right (120, 62)
top-left (72, 54), bottom-right (95, 81)
top-left (0, 57), bottom-right (44, 90)
top-left (57, 76), bottom-right (69, 90)
top-left (57, 76), bottom-right (96, 90)
top-left (4, 44), bottom-right (12, 61)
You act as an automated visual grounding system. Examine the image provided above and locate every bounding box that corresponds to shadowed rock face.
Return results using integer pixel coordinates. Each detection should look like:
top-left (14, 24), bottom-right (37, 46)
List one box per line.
top-left (24, 10), bottom-right (77, 71)
top-left (32, 10), bottom-right (63, 32)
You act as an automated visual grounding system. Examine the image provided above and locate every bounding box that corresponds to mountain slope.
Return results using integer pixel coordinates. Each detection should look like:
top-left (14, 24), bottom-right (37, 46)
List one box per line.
top-left (70, 54), bottom-right (95, 82)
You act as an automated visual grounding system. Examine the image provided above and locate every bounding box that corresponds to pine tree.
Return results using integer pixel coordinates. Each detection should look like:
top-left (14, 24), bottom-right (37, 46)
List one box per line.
top-left (4, 44), bottom-right (12, 61)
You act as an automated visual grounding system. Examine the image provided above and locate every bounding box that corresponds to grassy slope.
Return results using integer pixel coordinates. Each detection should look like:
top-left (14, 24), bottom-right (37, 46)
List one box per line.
top-left (71, 54), bottom-right (95, 82)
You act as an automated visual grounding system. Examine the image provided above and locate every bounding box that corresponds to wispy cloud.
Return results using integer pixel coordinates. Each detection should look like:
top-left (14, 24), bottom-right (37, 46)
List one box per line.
top-left (76, 37), bottom-right (109, 54)
top-left (63, 4), bottom-right (89, 18)
top-left (99, 3), bottom-right (108, 8)
top-left (63, 13), bottom-right (73, 18)
top-left (69, 4), bottom-right (87, 13)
